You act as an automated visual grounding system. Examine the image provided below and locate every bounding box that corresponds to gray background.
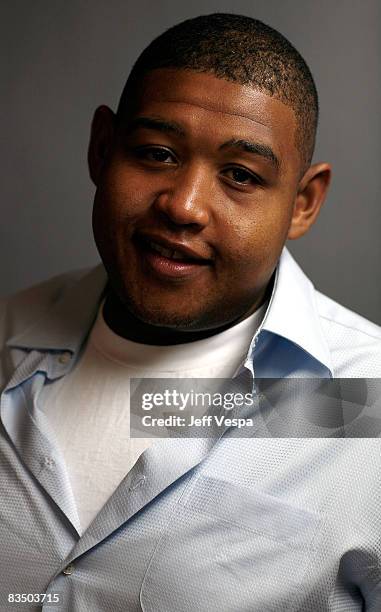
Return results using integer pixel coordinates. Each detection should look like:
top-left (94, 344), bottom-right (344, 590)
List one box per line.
top-left (2, 0), bottom-right (380, 323)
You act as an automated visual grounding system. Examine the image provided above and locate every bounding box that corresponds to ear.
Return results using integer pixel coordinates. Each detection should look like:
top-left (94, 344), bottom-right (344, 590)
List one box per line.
top-left (287, 162), bottom-right (332, 240)
top-left (88, 105), bottom-right (116, 186)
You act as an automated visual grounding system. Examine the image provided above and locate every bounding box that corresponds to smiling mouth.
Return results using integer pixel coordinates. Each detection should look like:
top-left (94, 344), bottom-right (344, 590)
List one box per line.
top-left (146, 238), bottom-right (210, 262)
top-left (135, 235), bottom-right (212, 280)
top-left (148, 239), bottom-right (195, 261)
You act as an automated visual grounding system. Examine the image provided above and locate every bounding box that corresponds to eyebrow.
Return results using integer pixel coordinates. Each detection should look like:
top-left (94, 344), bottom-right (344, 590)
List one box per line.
top-left (126, 116), bottom-right (186, 137)
top-left (126, 117), bottom-right (280, 169)
top-left (219, 139), bottom-right (280, 170)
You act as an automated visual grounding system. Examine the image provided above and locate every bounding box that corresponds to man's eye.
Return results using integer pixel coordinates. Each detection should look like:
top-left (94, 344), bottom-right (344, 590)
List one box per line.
top-left (135, 147), bottom-right (175, 164)
top-left (224, 167), bottom-right (260, 185)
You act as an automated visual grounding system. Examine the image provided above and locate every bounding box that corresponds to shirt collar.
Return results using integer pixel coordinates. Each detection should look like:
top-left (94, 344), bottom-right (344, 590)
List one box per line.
top-left (6, 265), bottom-right (107, 354)
top-left (7, 249), bottom-right (333, 376)
top-left (258, 248), bottom-right (333, 376)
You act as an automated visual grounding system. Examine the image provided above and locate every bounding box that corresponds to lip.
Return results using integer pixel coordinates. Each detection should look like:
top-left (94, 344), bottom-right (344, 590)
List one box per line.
top-left (136, 232), bottom-right (213, 262)
top-left (134, 232), bottom-right (213, 280)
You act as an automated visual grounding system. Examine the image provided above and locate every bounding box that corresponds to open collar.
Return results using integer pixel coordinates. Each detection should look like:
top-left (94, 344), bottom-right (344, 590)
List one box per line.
top-left (6, 265), bottom-right (107, 354)
top-left (7, 250), bottom-right (333, 376)
top-left (257, 248), bottom-right (334, 377)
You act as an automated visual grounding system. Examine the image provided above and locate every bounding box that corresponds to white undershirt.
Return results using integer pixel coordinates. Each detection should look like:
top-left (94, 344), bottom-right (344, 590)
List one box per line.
top-left (40, 302), bottom-right (266, 533)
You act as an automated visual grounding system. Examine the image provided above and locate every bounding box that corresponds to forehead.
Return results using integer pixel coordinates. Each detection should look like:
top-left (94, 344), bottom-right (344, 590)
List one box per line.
top-left (128, 69), bottom-right (299, 165)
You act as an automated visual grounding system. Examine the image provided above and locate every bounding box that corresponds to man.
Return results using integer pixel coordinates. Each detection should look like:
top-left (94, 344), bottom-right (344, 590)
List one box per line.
top-left (1, 13), bottom-right (381, 612)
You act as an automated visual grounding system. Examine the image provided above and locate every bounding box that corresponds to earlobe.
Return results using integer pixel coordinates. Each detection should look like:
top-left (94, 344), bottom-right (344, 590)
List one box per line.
top-left (288, 162), bottom-right (332, 240)
top-left (88, 105), bottom-right (116, 186)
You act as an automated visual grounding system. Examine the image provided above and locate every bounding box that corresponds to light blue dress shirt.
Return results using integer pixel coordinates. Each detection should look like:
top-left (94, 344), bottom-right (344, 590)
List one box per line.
top-left (1, 248), bottom-right (381, 611)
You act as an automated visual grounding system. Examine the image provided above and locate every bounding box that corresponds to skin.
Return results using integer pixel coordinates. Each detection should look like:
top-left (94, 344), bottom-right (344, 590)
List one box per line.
top-left (89, 68), bottom-right (331, 344)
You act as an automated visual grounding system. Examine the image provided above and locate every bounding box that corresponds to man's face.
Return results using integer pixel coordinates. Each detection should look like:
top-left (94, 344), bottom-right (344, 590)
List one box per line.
top-left (92, 69), bottom-right (303, 331)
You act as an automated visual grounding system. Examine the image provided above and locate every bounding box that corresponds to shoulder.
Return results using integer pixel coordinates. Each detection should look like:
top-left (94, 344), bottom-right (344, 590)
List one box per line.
top-left (315, 290), bottom-right (381, 377)
top-left (0, 268), bottom-right (92, 348)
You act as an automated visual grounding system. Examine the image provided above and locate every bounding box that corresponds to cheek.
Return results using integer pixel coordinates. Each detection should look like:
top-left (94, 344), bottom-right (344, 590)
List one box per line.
top-left (96, 164), bottom-right (152, 226)
top-left (221, 205), bottom-right (291, 271)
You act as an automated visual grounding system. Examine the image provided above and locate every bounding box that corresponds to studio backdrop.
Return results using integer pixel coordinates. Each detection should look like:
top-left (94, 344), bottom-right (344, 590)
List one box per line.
top-left (1, 0), bottom-right (380, 324)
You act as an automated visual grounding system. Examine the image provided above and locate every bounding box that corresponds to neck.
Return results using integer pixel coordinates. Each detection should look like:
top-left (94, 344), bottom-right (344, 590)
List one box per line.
top-left (102, 287), bottom-right (270, 346)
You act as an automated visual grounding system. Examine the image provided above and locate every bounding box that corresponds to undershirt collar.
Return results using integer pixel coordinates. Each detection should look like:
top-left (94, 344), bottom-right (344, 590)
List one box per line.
top-left (89, 301), bottom-right (268, 372)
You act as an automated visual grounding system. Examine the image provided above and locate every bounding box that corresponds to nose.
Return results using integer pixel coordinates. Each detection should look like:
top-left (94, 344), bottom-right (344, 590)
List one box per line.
top-left (153, 164), bottom-right (211, 229)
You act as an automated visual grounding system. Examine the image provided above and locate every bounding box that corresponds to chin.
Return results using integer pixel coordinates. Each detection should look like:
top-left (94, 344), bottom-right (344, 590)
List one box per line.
top-left (126, 297), bottom-right (206, 330)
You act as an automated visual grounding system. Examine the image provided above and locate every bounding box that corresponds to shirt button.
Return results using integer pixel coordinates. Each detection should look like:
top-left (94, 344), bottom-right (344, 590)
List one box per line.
top-left (58, 352), bottom-right (72, 365)
top-left (62, 563), bottom-right (75, 576)
top-left (129, 475), bottom-right (146, 491)
top-left (44, 457), bottom-right (55, 469)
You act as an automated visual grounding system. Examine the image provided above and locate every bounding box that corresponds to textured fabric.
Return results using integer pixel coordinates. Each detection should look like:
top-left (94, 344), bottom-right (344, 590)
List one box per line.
top-left (1, 248), bottom-right (381, 611)
top-left (39, 300), bottom-right (265, 532)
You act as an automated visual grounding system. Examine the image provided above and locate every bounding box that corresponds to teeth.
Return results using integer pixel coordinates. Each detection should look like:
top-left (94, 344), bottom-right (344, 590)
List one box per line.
top-left (149, 241), bottom-right (173, 258)
top-left (149, 240), bottom-right (187, 261)
top-left (172, 250), bottom-right (187, 260)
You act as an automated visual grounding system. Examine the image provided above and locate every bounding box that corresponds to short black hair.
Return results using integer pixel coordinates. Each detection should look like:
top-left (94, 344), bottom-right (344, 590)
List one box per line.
top-left (117, 13), bottom-right (319, 172)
